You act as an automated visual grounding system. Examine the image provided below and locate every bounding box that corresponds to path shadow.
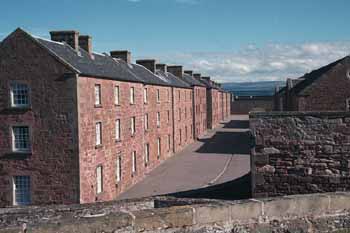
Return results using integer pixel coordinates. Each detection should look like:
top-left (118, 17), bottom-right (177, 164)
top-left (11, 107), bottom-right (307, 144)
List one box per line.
top-left (165, 173), bottom-right (251, 200)
top-left (223, 120), bottom-right (249, 129)
top-left (196, 131), bottom-right (250, 154)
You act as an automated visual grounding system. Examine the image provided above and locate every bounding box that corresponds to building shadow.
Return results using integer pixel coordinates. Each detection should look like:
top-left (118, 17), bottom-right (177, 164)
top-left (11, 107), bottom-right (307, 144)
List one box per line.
top-left (196, 131), bottom-right (251, 154)
top-left (165, 173), bottom-right (251, 201)
top-left (223, 120), bottom-right (249, 129)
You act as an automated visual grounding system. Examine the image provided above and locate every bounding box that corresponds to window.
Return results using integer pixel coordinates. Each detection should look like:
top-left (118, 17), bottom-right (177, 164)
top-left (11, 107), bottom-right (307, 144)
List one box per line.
top-left (115, 119), bottom-right (121, 141)
top-left (130, 87), bottom-right (135, 104)
top-left (13, 176), bottom-right (31, 206)
top-left (131, 117), bottom-right (136, 136)
top-left (114, 86), bottom-right (120, 105)
top-left (168, 134), bottom-right (171, 152)
top-left (185, 108), bottom-right (187, 118)
top-left (144, 88), bottom-right (148, 104)
top-left (185, 126), bottom-right (188, 141)
top-left (10, 83), bottom-right (29, 108)
top-left (132, 151), bottom-right (137, 174)
top-left (157, 112), bottom-right (160, 128)
top-left (145, 143), bottom-right (150, 165)
top-left (96, 122), bottom-right (102, 146)
top-left (347, 98), bottom-right (350, 111)
top-left (96, 166), bottom-right (103, 193)
top-left (157, 138), bottom-right (161, 159)
top-left (157, 89), bottom-right (160, 103)
top-left (167, 110), bottom-right (170, 123)
top-left (144, 114), bottom-right (149, 131)
top-left (95, 84), bottom-right (101, 106)
top-left (179, 129), bottom-right (182, 145)
top-left (179, 109), bottom-right (181, 121)
top-left (178, 90), bottom-right (180, 101)
top-left (12, 126), bottom-right (30, 152)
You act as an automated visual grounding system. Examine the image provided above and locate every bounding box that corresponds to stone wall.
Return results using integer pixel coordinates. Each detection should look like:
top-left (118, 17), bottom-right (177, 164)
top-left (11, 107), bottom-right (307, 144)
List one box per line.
top-left (3, 193), bottom-right (350, 232)
top-left (250, 111), bottom-right (350, 198)
top-left (231, 96), bottom-right (274, 114)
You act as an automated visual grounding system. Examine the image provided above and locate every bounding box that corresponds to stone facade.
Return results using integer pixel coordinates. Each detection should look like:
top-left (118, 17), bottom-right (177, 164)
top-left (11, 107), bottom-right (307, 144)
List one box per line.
top-left (0, 28), bottom-right (230, 207)
top-left (250, 111), bottom-right (350, 198)
top-left (0, 29), bottom-right (80, 206)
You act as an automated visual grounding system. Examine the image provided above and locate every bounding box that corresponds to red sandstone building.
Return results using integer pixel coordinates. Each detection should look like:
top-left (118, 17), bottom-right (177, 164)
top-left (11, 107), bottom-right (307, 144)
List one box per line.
top-left (0, 28), bottom-right (230, 207)
top-left (274, 56), bottom-right (350, 111)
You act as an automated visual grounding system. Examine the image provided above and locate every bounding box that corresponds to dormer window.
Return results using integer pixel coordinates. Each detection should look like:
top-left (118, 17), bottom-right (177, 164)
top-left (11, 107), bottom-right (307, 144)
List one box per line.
top-left (10, 82), bottom-right (30, 108)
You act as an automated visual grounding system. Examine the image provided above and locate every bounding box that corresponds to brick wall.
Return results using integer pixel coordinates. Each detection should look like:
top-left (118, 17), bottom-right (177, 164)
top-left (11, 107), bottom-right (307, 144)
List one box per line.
top-left (0, 29), bottom-right (80, 207)
top-left (193, 86), bottom-right (207, 139)
top-left (251, 111), bottom-right (350, 198)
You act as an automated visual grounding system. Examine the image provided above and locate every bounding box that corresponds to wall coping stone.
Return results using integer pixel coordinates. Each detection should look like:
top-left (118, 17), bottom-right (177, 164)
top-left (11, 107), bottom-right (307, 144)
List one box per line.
top-left (250, 111), bottom-right (350, 118)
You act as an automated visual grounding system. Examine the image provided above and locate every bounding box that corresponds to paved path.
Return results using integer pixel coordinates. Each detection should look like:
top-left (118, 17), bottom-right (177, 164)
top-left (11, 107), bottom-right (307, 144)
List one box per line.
top-left (118, 115), bottom-right (251, 200)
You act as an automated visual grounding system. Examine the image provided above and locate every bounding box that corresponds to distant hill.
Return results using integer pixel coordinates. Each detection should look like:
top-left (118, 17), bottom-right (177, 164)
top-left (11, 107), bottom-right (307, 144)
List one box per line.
top-left (222, 81), bottom-right (285, 96)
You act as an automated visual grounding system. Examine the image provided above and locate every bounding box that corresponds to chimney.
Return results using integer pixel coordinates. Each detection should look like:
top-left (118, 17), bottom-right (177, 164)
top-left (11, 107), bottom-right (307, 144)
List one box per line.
top-left (50, 30), bottom-right (79, 51)
top-left (156, 64), bottom-right (167, 72)
top-left (110, 50), bottom-right (132, 64)
top-left (193, 73), bottom-right (201, 80)
top-left (136, 59), bottom-right (156, 73)
top-left (184, 70), bottom-right (193, 76)
top-left (78, 35), bottom-right (92, 55)
top-left (202, 76), bottom-right (210, 81)
top-left (287, 78), bottom-right (293, 90)
top-left (167, 66), bottom-right (183, 78)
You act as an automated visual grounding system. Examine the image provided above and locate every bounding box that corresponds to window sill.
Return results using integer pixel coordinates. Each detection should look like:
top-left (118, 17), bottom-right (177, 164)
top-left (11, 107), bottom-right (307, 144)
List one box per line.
top-left (131, 134), bottom-right (135, 138)
top-left (115, 139), bottom-right (122, 143)
top-left (94, 104), bottom-right (103, 108)
top-left (95, 145), bottom-right (103, 149)
top-left (115, 104), bottom-right (121, 107)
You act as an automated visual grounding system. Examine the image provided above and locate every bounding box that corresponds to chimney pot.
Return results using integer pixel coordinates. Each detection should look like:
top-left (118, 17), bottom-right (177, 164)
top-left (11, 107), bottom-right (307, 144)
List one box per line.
top-left (136, 59), bottom-right (156, 73)
top-left (110, 50), bottom-right (132, 63)
top-left (50, 30), bottom-right (79, 51)
top-left (156, 64), bottom-right (167, 72)
top-left (78, 35), bottom-right (92, 55)
top-left (167, 66), bottom-right (183, 78)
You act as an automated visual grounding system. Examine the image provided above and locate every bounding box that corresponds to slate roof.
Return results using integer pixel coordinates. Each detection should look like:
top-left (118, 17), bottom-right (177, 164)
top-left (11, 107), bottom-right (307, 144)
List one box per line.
top-left (155, 70), bottom-right (191, 88)
top-left (35, 37), bottom-right (143, 83)
top-left (199, 78), bottom-right (216, 89)
top-left (182, 73), bottom-right (206, 87)
top-left (292, 56), bottom-right (350, 94)
top-left (128, 63), bottom-right (169, 86)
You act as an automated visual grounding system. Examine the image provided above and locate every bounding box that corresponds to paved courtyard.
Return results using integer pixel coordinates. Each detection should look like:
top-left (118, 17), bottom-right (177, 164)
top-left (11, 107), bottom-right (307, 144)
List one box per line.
top-left (118, 115), bottom-right (251, 200)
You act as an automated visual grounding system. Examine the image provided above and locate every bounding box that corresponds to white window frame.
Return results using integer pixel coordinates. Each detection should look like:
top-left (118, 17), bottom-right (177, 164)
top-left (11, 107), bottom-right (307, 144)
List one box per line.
top-left (13, 176), bottom-right (31, 206)
top-left (145, 143), bottom-right (150, 165)
top-left (144, 114), bottom-right (149, 131)
top-left (131, 117), bottom-right (136, 136)
top-left (12, 126), bottom-right (31, 152)
top-left (157, 138), bottom-right (161, 158)
top-left (96, 165), bottom-right (103, 193)
top-left (157, 112), bottom-right (161, 128)
top-left (114, 85), bottom-right (120, 105)
top-left (115, 119), bottom-right (121, 141)
top-left (132, 151), bottom-right (137, 174)
top-left (156, 89), bottom-right (160, 103)
top-left (96, 122), bottom-right (102, 146)
top-left (130, 87), bottom-right (135, 104)
top-left (95, 84), bottom-right (101, 106)
top-left (116, 157), bottom-right (121, 183)
top-left (10, 82), bottom-right (30, 108)
top-left (144, 88), bottom-right (148, 104)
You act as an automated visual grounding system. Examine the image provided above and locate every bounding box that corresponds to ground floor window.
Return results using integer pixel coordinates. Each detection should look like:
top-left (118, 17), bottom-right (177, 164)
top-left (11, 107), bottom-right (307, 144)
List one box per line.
top-left (145, 143), bottom-right (150, 165)
top-left (13, 176), bottom-right (31, 206)
top-left (96, 166), bottom-right (103, 193)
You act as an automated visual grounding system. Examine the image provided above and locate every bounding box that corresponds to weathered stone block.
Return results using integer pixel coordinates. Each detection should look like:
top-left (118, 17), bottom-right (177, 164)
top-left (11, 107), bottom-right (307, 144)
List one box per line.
top-left (194, 204), bottom-right (231, 225)
top-left (230, 200), bottom-right (262, 223)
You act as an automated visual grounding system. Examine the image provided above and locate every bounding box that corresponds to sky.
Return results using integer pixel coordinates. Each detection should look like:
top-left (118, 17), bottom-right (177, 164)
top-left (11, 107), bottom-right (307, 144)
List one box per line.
top-left (1, 0), bottom-right (350, 82)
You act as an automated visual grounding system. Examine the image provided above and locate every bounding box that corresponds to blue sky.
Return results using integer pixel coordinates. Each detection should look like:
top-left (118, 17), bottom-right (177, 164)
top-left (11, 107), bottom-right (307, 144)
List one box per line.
top-left (1, 0), bottom-right (350, 82)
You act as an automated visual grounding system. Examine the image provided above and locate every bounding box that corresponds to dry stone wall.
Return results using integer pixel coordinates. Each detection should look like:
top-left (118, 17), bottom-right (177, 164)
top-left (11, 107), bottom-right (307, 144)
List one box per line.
top-left (250, 111), bottom-right (350, 198)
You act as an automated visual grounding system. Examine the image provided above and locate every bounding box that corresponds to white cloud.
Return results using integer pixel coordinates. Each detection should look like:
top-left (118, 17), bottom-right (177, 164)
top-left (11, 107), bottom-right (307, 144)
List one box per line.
top-left (155, 41), bottom-right (350, 83)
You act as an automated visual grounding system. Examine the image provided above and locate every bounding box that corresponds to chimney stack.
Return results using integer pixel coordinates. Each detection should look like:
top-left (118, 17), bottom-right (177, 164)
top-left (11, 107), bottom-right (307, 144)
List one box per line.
top-left (110, 50), bottom-right (132, 64)
top-left (156, 64), bottom-right (167, 72)
top-left (136, 59), bottom-right (156, 73)
top-left (167, 65), bottom-right (183, 78)
top-left (78, 35), bottom-right (92, 55)
top-left (287, 78), bottom-right (293, 90)
top-left (193, 73), bottom-right (201, 80)
top-left (202, 76), bottom-right (210, 81)
top-left (50, 30), bottom-right (79, 51)
top-left (184, 70), bottom-right (193, 76)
